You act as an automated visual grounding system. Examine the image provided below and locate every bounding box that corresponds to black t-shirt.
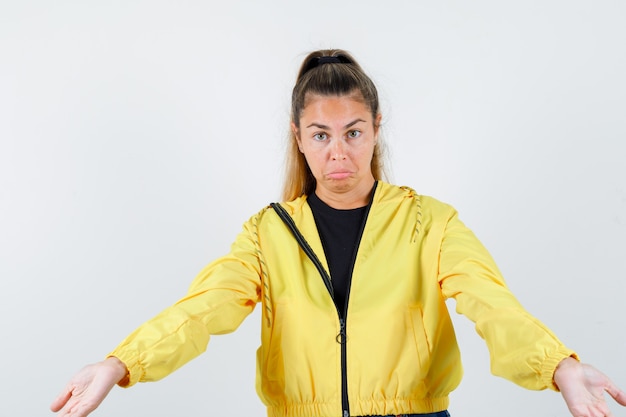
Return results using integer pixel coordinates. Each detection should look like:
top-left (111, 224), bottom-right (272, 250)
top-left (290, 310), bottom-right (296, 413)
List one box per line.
top-left (307, 192), bottom-right (369, 316)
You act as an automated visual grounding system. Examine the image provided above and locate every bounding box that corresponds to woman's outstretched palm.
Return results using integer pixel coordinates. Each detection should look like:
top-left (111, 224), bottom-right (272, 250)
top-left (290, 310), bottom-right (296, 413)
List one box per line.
top-left (50, 357), bottom-right (127, 417)
top-left (555, 358), bottom-right (626, 417)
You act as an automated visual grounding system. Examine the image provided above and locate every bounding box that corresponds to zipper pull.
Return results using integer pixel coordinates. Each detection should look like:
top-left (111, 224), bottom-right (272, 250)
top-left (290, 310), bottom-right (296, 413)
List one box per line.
top-left (336, 318), bottom-right (346, 344)
top-left (343, 409), bottom-right (349, 417)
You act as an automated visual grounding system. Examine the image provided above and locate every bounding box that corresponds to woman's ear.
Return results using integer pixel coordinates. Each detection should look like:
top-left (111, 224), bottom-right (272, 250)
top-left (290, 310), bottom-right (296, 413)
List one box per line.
top-left (291, 122), bottom-right (303, 152)
top-left (374, 113), bottom-right (382, 140)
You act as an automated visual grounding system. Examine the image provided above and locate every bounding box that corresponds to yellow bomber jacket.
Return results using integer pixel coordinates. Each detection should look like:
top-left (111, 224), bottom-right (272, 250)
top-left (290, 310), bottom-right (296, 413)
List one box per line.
top-left (110, 181), bottom-right (576, 417)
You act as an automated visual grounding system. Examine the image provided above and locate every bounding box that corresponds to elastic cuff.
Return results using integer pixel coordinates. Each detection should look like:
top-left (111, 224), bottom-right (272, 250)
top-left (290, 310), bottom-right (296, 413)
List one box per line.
top-left (106, 349), bottom-right (144, 388)
top-left (540, 346), bottom-right (579, 391)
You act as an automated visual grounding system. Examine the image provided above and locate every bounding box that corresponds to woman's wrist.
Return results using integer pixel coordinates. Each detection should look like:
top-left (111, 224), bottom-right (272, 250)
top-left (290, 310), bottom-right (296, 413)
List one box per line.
top-left (553, 356), bottom-right (579, 390)
top-left (105, 356), bottom-right (130, 385)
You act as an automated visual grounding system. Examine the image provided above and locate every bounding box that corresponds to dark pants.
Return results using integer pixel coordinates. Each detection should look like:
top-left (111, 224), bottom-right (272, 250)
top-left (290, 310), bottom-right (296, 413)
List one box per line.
top-left (367, 412), bottom-right (450, 417)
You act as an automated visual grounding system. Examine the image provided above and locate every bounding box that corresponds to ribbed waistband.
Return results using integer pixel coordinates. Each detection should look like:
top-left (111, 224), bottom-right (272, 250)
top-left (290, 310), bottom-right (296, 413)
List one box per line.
top-left (370, 411), bottom-right (450, 417)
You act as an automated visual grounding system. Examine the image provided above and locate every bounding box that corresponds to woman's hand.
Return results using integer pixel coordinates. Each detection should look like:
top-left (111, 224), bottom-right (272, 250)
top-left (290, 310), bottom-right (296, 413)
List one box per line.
top-left (50, 357), bottom-right (128, 417)
top-left (554, 357), bottom-right (626, 417)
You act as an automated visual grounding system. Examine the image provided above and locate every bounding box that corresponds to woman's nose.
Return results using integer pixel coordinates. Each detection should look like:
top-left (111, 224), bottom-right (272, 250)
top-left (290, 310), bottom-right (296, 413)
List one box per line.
top-left (331, 139), bottom-right (347, 160)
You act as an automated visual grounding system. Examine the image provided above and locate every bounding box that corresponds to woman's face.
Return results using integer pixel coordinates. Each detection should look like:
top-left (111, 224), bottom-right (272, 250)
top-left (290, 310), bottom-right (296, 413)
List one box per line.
top-left (292, 93), bottom-right (380, 208)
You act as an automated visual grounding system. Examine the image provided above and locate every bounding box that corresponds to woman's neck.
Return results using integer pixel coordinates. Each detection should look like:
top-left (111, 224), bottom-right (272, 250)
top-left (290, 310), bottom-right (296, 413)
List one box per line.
top-left (314, 179), bottom-right (376, 209)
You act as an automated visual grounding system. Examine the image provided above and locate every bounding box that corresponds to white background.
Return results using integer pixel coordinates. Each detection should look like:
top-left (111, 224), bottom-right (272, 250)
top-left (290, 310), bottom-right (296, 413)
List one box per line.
top-left (1, 1), bottom-right (625, 416)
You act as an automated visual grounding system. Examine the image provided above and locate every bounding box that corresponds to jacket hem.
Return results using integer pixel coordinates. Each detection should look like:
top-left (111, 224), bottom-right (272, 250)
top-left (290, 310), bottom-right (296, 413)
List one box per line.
top-left (266, 397), bottom-right (450, 417)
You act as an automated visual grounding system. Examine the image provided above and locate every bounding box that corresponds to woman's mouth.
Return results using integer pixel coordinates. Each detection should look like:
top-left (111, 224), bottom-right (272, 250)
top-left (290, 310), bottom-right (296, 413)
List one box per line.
top-left (326, 171), bottom-right (352, 180)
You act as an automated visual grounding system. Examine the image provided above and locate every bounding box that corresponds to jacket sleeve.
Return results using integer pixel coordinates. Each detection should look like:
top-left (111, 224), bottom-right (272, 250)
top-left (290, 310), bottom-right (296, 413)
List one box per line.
top-left (108, 217), bottom-right (263, 387)
top-left (436, 207), bottom-right (577, 391)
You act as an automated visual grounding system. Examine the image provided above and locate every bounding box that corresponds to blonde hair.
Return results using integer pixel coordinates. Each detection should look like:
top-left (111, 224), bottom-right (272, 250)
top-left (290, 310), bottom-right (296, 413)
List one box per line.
top-left (281, 49), bottom-right (386, 201)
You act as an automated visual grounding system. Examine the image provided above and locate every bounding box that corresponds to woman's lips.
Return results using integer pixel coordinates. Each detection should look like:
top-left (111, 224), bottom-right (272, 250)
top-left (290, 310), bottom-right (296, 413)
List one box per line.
top-left (326, 171), bottom-right (352, 180)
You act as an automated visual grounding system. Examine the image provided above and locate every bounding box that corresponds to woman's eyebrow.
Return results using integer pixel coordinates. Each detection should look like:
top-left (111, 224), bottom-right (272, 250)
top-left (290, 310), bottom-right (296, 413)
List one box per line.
top-left (306, 119), bottom-right (367, 129)
top-left (345, 118), bottom-right (366, 129)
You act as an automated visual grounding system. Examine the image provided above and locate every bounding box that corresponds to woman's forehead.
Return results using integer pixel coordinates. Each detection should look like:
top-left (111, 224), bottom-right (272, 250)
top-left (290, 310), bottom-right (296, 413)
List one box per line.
top-left (300, 94), bottom-right (371, 122)
top-left (303, 90), bottom-right (365, 107)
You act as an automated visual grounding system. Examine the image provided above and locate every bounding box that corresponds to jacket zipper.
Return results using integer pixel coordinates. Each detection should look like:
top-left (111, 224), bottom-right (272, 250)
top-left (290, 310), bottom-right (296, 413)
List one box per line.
top-left (270, 181), bottom-right (377, 417)
top-left (338, 183), bottom-right (376, 417)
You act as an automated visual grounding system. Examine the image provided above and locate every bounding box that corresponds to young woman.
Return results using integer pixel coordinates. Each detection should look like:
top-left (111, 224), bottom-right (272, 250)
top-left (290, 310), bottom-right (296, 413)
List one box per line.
top-left (51, 49), bottom-right (626, 417)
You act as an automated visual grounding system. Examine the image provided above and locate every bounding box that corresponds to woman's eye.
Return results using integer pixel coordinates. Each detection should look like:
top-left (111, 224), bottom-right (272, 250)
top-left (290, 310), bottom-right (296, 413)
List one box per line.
top-left (313, 133), bottom-right (327, 141)
top-left (347, 130), bottom-right (361, 138)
